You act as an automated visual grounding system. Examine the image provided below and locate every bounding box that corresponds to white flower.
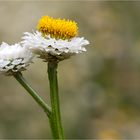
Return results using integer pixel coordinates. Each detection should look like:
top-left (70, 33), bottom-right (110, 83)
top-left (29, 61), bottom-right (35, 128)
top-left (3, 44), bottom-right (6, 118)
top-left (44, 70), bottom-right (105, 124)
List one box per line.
top-left (22, 31), bottom-right (89, 61)
top-left (0, 42), bottom-right (33, 75)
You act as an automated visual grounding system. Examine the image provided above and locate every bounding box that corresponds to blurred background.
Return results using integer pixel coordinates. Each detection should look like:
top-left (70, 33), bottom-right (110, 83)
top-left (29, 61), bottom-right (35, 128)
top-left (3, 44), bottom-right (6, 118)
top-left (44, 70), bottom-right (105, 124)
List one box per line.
top-left (0, 0), bottom-right (140, 139)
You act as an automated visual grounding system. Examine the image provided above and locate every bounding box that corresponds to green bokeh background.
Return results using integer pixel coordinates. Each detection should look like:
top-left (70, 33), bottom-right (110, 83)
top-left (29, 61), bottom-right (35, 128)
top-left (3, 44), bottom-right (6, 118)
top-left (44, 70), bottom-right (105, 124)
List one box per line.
top-left (0, 1), bottom-right (140, 139)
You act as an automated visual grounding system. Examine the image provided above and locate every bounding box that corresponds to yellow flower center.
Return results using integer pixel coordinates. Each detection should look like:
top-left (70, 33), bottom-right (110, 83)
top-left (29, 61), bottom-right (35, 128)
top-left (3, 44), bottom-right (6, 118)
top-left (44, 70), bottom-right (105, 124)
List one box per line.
top-left (37, 16), bottom-right (78, 39)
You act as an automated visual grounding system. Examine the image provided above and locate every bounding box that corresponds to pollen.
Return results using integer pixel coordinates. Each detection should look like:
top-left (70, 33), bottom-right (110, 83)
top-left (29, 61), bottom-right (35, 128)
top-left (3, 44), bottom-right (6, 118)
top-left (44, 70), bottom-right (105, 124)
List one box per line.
top-left (37, 16), bottom-right (78, 40)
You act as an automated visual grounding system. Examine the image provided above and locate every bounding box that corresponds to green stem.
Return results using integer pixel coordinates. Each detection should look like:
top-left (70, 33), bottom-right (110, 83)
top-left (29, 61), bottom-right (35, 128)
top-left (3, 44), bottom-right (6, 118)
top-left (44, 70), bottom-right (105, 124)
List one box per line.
top-left (48, 62), bottom-right (64, 139)
top-left (14, 72), bottom-right (51, 117)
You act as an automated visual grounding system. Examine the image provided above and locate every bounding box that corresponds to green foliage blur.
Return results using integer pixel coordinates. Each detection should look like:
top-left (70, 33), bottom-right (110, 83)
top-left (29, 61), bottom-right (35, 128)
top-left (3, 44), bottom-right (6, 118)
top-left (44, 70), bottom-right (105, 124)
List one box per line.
top-left (0, 1), bottom-right (140, 139)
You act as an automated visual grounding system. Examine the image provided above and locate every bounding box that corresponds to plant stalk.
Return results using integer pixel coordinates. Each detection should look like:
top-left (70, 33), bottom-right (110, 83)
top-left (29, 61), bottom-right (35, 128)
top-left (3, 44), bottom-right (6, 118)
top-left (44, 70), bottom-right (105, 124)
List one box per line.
top-left (14, 72), bottom-right (51, 117)
top-left (48, 62), bottom-right (64, 139)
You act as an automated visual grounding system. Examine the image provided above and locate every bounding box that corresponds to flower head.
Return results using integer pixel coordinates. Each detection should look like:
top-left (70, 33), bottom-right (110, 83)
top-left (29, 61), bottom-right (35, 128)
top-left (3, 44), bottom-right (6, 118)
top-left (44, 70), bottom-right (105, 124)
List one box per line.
top-left (0, 42), bottom-right (33, 75)
top-left (22, 16), bottom-right (89, 62)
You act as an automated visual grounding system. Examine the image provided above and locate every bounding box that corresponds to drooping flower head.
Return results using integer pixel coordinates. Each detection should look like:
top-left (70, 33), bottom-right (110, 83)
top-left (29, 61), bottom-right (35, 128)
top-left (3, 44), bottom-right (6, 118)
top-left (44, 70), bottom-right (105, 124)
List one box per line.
top-left (0, 42), bottom-right (33, 75)
top-left (22, 16), bottom-right (89, 62)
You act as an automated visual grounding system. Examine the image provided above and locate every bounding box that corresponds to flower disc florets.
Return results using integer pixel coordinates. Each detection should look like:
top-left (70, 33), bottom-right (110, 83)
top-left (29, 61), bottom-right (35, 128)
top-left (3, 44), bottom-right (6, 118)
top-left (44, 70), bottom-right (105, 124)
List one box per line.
top-left (0, 42), bottom-right (33, 75)
top-left (37, 16), bottom-right (78, 40)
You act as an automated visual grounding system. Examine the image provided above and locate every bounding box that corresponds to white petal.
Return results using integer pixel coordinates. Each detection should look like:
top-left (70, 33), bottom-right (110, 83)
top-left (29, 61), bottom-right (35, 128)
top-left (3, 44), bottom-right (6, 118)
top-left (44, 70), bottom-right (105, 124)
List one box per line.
top-left (5, 65), bottom-right (15, 69)
top-left (0, 60), bottom-right (10, 67)
top-left (11, 59), bottom-right (22, 65)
